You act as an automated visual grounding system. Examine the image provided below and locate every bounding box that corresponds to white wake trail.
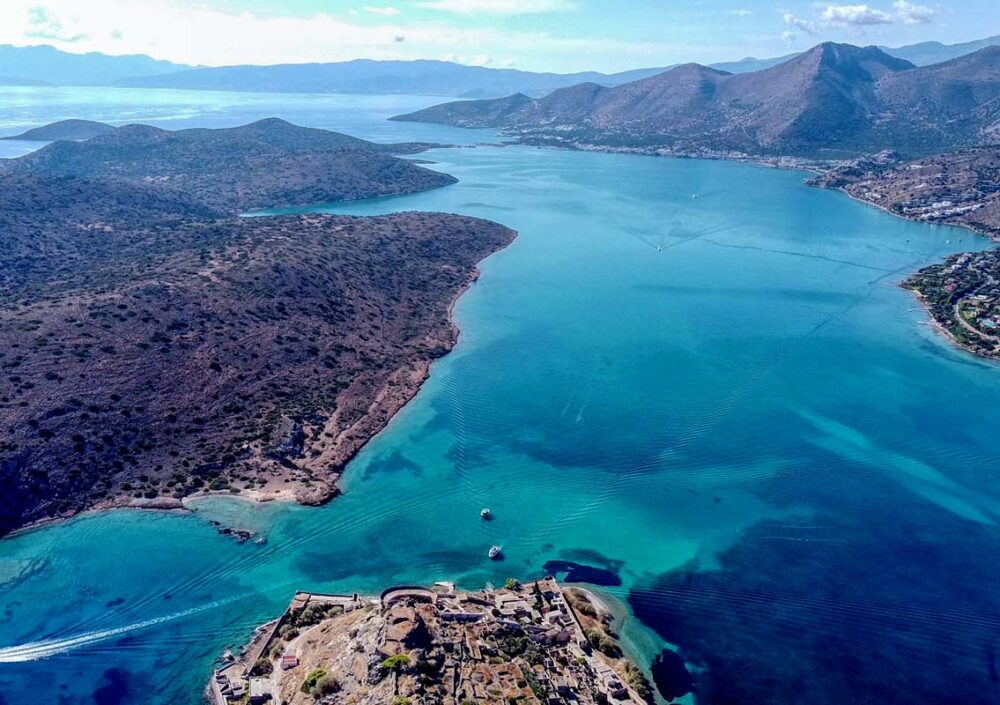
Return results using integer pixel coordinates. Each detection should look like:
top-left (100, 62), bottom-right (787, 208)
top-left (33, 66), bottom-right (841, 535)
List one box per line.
top-left (0, 595), bottom-right (243, 663)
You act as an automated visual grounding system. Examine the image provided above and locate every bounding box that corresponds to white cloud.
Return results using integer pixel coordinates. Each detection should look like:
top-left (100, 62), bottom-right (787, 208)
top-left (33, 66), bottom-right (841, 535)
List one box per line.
top-left (783, 12), bottom-right (817, 35)
top-left (729, 9), bottom-right (752, 17)
top-left (786, 3), bottom-right (926, 33)
top-left (363, 6), bottom-right (401, 16)
top-left (893, 0), bottom-right (934, 24)
top-left (0, 1), bottom-right (420, 64)
top-left (782, 30), bottom-right (797, 42)
top-left (0, 0), bottom-right (636, 67)
top-left (439, 53), bottom-right (500, 67)
top-left (417, 0), bottom-right (575, 14)
top-left (25, 6), bottom-right (88, 42)
top-left (820, 4), bottom-right (893, 27)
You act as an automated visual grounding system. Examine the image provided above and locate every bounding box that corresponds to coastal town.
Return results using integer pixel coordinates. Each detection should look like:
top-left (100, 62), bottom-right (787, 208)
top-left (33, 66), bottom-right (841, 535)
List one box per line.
top-left (808, 148), bottom-right (1000, 240)
top-left (209, 579), bottom-right (654, 705)
top-left (904, 249), bottom-right (1000, 360)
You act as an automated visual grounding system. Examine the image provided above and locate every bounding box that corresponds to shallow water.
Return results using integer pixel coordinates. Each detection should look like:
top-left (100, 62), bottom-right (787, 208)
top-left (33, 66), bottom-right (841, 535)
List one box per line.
top-left (1, 88), bottom-right (999, 705)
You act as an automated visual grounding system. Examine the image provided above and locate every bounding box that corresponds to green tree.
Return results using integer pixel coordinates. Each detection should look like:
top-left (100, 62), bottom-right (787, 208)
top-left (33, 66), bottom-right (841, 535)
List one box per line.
top-left (300, 668), bottom-right (327, 693)
top-left (381, 654), bottom-right (410, 672)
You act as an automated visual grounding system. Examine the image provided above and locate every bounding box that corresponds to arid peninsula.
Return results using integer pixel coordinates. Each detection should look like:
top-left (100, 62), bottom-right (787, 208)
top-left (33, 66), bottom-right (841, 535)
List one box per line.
top-left (0, 119), bottom-right (515, 536)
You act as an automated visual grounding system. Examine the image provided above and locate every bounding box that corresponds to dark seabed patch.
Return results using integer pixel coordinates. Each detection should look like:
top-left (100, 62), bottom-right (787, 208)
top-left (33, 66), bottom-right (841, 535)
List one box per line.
top-left (93, 668), bottom-right (130, 705)
top-left (558, 548), bottom-right (624, 571)
top-left (542, 559), bottom-right (621, 586)
top-left (362, 449), bottom-right (424, 479)
top-left (628, 501), bottom-right (1000, 705)
top-left (650, 649), bottom-right (693, 702)
top-left (442, 437), bottom-right (492, 473)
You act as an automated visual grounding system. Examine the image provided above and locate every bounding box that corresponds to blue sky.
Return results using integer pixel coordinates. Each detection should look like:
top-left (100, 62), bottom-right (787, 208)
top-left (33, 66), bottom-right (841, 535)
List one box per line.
top-left (0, 1), bottom-right (996, 72)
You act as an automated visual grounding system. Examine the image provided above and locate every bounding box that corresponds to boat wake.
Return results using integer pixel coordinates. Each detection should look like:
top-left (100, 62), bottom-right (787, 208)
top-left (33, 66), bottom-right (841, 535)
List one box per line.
top-left (0, 596), bottom-right (241, 663)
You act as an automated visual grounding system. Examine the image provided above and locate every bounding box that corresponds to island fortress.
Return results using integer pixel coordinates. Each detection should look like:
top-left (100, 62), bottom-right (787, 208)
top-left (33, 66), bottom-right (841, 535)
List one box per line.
top-left (209, 579), bottom-right (654, 705)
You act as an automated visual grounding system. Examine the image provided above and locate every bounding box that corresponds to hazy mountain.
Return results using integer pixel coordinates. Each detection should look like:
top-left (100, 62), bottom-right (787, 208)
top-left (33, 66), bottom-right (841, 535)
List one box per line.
top-left (2, 34), bottom-right (997, 97)
top-left (117, 58), bottom-right (676, 98)
top-left (394, 43), bottom-right (1000, 158)
top-left (0, 44), bottom-right (190, 86)
top-left (883, 34), bottom-right (1000, 67)
top-left (0, 74), bottom-right (48, 86)
top-left (112, 34), bottom-right (1000, 98)
top-left (1, 119), bottom-right (116, 141)
top-left (707, 35), bottom-right (1000, 75)
top-left (708, 53), bottom-right (800, 74)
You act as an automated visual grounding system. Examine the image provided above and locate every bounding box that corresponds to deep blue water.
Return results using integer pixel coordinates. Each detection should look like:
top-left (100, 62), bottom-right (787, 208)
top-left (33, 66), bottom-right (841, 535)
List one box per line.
top-left (1, 87), bottom-right (998, 705)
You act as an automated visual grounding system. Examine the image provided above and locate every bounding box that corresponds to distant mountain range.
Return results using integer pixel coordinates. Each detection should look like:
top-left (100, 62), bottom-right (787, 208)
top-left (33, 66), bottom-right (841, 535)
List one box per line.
top-left (0, 74), bottom-right (48, 87)
top-left (393, 43), bottom-right (1000, 159)
top-left (116, 59), bottom-right (668, 99)
top-left (881, 33), bottom-right (1000, 67)
top-left (0, 35), bottom-right (998, 98)
top-left (107, 34), bottom-right (1000, 97)
top-left (703, 33), bottom-right (1000, 75)
top-left (0, 44), bottom-right (190, 86)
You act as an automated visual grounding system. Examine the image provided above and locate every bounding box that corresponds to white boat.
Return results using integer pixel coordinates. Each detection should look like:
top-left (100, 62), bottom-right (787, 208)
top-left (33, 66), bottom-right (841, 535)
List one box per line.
top-left (480, 507), bottom-right (492, 519)
top-left (488, 544), bottom-right (502, 560)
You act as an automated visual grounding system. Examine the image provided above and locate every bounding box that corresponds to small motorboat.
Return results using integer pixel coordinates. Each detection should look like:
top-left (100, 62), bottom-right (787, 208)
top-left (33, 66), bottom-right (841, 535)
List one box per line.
top-left (481, 507), bottom-right (492, 520)
top-left (488, 544), bottom-right (502, 560)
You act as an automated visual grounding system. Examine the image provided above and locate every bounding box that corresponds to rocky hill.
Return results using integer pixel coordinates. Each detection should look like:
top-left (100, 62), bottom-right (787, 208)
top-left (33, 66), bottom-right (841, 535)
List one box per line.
top-left (0, 118), bottom-right (454, 213)
top-left (394, 43), bottom-right (1000, 159)
top-left (211, 580), bottom-right (654, 705)
top-left (809, 148), bottom-right (1000, 239)
top-left (0, 119), bottom-right (116, 141)
top-left (0, 123), bottom-right (515, 537)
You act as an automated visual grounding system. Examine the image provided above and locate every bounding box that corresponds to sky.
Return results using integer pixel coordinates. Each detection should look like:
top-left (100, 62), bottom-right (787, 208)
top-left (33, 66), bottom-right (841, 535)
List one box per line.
top-left (0, 1), bottom-right (996, 73)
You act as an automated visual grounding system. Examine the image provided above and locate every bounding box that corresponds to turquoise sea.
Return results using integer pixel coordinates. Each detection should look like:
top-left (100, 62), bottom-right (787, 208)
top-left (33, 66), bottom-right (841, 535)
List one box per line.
top-left (1, 87), bottom-right (999, 705)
